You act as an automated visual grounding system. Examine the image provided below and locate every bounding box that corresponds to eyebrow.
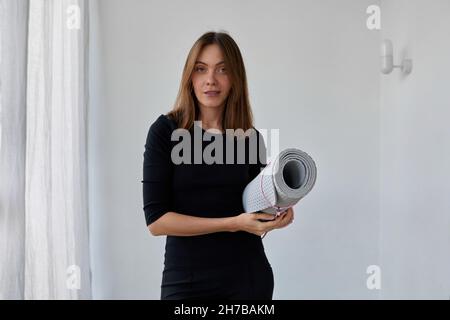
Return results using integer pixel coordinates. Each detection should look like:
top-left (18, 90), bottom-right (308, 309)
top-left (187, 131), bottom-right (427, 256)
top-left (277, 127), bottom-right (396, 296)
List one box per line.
top-left (195, 60), bottom-right (225, 66)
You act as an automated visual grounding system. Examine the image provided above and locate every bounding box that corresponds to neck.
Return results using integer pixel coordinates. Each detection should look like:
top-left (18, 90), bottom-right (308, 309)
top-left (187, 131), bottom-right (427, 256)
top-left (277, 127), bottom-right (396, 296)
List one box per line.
top-left (197, 104), bottom-right (224, 131)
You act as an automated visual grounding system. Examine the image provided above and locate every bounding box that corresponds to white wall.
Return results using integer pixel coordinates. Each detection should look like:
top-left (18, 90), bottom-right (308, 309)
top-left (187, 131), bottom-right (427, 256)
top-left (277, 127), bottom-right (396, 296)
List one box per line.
top-left (88, 0), bottom-right (382, 299)
top-left (379, 0), bottom-right (450, 299)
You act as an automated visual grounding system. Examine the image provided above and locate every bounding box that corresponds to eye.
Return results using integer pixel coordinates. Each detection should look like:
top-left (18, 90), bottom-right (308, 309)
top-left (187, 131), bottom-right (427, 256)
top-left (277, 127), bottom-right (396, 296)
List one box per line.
top-left (217, 67), bottom-right (227, 73)
top-left (195, 66), bottom-right (206, 73)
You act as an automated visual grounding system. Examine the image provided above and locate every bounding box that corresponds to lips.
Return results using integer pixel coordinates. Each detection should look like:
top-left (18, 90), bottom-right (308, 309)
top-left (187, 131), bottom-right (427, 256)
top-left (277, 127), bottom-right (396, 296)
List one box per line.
top-left (204, 91), bottom-right (220, 97)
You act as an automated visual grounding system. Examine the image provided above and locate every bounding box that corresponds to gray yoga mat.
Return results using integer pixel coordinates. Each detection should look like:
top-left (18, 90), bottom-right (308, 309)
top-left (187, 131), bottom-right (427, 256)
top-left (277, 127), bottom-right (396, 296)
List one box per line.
top-left (242, 148), bottom-right (317, 214)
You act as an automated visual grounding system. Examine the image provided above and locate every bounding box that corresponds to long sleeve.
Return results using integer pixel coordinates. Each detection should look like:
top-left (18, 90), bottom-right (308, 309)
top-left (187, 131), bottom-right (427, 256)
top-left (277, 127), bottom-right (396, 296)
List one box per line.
top-left (248, 128), bottom-right (267, 182)
top-left (142, 115), bottom-right (174, 226)
top-left (142, 118), bottom-right (269, 268)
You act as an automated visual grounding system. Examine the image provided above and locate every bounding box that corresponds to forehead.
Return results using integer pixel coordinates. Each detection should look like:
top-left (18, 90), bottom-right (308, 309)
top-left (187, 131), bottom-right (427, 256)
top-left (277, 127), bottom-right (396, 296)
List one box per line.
top-left (196, 44), bottom-right (224, 64)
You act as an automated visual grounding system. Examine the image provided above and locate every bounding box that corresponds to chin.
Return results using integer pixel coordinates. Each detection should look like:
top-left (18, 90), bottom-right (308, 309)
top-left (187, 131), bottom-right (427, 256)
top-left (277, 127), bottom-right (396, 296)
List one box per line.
top-left (200, 100), bottom-right (225, 109)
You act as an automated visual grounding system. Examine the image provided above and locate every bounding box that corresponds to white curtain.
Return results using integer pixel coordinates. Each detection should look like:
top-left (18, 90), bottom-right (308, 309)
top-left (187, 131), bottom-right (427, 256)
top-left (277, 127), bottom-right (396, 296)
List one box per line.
top-left (0, 0), bottom-right (91, 299)
top-left (0, 0), bottom-right (28, 299)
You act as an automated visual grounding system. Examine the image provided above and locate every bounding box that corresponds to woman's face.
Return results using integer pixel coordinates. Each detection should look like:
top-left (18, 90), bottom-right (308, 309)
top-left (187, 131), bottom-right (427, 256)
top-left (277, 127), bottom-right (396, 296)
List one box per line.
top-left (191, 44), bottom-right (232, 110)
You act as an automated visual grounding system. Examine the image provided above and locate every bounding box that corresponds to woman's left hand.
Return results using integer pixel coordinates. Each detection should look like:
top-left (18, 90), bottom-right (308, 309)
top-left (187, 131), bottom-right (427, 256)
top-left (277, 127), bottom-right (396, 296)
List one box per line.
top-left (273, 207), bottom-right (294, 230)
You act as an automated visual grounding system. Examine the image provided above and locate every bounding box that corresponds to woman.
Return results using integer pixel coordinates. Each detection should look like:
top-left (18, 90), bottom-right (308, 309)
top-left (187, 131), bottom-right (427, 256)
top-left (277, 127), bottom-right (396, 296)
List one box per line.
top-left (142, 31), bottom-right (294, 300)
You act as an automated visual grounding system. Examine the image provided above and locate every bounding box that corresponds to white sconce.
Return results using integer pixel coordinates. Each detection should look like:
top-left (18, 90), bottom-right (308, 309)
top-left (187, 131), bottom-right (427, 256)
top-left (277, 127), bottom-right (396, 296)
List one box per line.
top-left (381, 39), bottom-right (413, 75)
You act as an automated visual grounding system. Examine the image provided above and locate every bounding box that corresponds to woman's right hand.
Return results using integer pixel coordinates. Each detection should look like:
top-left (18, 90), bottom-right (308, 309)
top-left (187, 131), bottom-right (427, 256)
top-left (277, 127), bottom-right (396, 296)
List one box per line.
top-left (232, 212), bottom-right (286, 236)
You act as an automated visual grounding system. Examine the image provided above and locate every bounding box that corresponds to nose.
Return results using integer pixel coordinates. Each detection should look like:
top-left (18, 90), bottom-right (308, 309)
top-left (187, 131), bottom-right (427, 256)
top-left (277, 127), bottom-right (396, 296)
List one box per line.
top-left (206, 70), bottom-right (217, 86)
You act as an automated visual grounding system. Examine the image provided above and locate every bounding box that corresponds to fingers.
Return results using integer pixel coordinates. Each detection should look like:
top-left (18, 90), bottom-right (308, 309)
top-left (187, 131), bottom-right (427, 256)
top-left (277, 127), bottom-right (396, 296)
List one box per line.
top-left (252, 208), bottom-right (295, 234)
top-left (255, 213), bottom-right (277, 221)
top-left (280, 208), bottom-right (294, 220)
top-left (280, 215), bottom-right (293, 227)
top-left (271, 209), bottom-right (294, 229)
top-left (260, 214), bottom-right (284, 230)
top-left (284, 210), bottom-right (294, 221)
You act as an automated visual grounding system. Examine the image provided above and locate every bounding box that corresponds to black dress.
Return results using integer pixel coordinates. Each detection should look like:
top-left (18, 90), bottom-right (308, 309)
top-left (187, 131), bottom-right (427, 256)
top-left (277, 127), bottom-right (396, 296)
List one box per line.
top-left (142, 114), bottom-right (274, 299)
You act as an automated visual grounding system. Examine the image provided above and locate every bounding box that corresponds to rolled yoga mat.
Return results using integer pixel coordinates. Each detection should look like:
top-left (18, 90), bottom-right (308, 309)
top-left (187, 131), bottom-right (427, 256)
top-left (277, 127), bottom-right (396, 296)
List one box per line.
top-left (242, 148), bottom-right (317, 215)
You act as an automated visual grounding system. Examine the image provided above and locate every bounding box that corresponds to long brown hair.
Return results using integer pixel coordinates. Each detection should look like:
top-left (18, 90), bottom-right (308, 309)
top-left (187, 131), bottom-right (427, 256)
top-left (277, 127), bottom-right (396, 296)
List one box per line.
top-left (167, 31), bottom-right (254, 133)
